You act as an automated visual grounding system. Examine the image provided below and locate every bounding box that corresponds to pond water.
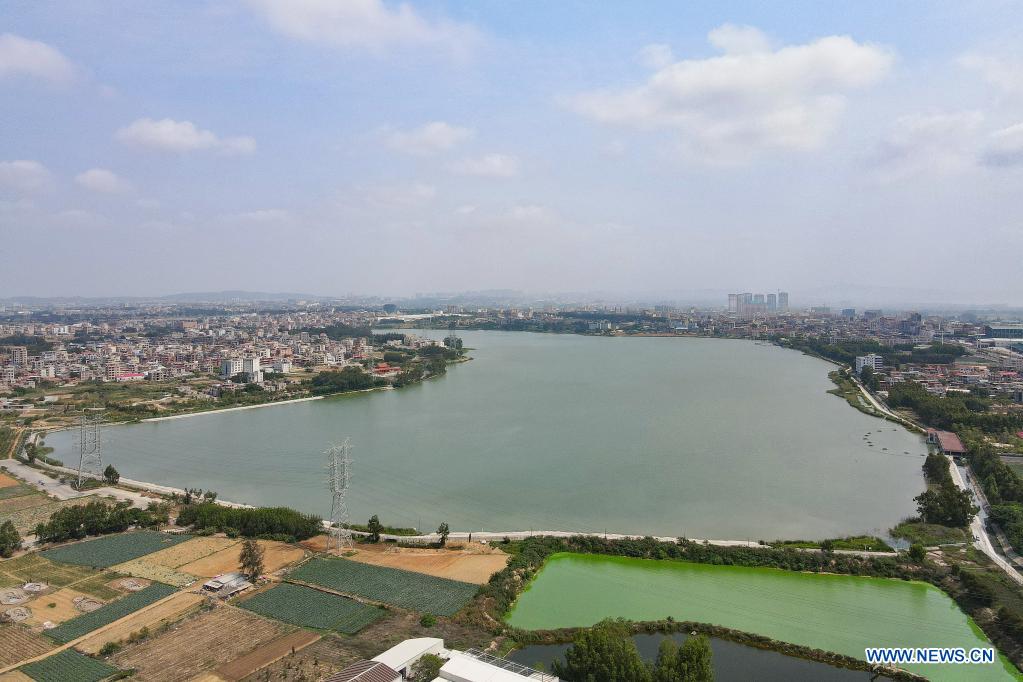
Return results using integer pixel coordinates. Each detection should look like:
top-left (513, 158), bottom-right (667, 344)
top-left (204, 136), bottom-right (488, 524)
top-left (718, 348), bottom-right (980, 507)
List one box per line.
top-left (505, 553), bottom-right (1017, 682)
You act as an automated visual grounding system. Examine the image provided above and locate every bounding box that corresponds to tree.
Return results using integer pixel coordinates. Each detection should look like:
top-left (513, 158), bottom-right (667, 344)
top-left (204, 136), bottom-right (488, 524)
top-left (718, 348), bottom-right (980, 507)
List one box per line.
top-left (908, 543), bottom-right (927, 563)
top-left (411, 654), bottom-right (443, 682)
top-left (239, 539), bottom-right (265, 578)
top-left (103, 464), bottom-right (120, 485)
top-left (914, 484), bottom-right (978, 527)
top-left (654, 636), bottom-right (714, 682)
top-left (553, 619), bottom-right (651, 682)
top-left (367, 514), bottom-right (383, 543)
top-left (0, 520), bottom-right (21, 558)
top-left (437, 522), bottom-right (450, 547)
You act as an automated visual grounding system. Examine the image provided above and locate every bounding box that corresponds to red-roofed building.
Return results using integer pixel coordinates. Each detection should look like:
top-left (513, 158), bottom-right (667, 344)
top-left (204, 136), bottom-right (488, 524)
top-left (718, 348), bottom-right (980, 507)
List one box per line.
top-left (927, 429), bottom-right (967, 455)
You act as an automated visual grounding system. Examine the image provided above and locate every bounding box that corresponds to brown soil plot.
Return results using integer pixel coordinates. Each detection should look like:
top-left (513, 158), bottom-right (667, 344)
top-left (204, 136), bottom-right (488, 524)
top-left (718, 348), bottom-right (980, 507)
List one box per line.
top-left (76, 591), bottom-right (205, 654)
top-left (345, 544), bottom-right (509, 584)
top-left (111, 605), bottom-right (292, 682)
top-left (179, 541), bottom-right (304, 578)
top-left (0, 625), bottom-right (56, 667)
top-left (215, 630), bottom-right (320, 681)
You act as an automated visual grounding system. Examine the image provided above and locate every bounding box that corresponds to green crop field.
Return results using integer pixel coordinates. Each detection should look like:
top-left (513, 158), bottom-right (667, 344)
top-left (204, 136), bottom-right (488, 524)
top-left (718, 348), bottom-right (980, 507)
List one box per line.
top-left (20, 649), bottom-right (120, 682)
top-left (0, 554), bottom-right (101, 587)
top-left (0, 483), bottom-right (35, 500)
top-left (41, 531), bottom-right (193, 568)
top-left (239, 583), bottom-right (383, 634)
top-left (44, 582), bottom-right (177, 643)
top-left (289, 557), bottom-right (478, 616)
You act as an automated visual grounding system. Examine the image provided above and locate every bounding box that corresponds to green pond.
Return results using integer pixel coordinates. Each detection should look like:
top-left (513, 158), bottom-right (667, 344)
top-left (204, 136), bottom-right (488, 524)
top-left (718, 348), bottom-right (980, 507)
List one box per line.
top-left (506, 553), bottom-right (1020, 682)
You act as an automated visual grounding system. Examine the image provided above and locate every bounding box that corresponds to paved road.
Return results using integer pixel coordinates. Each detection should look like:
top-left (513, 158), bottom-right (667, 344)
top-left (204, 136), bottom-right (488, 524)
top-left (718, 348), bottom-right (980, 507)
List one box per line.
top-left (852, 376), bottom-right (1023, 583)
top-left (947, 456), bottom-right (1023, 585)
top-left (0, 458), bottom-right (152, 508)
top-left (336, 527), bottom-right (896, 558)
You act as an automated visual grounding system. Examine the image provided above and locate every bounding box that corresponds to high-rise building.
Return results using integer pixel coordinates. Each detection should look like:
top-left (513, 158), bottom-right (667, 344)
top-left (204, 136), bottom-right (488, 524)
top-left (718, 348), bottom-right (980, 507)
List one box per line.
top-left (767, 293), bottom-right (777, 311)
top-left (777, 292), bottom-right (789, 312)
top-left (841, 308), bottom-right (856, 318)
top-left (753, 293), bottom-right (765, 305)
top-left (727, 293), bottom-right (738, 313)
top-left (8, 346), bottom-right (28, 367)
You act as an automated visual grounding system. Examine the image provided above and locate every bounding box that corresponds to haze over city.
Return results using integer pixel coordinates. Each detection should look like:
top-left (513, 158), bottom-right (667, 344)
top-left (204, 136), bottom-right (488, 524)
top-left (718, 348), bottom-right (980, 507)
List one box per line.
top-left (2, 1), bottom-right (1023, 302)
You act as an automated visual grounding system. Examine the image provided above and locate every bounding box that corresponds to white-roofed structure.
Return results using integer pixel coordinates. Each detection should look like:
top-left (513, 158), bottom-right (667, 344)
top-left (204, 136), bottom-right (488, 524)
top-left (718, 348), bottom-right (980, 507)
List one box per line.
top-left (369, 639), bottom-right (557, 682)
top-left (372, 637), bottom-right (444, 678)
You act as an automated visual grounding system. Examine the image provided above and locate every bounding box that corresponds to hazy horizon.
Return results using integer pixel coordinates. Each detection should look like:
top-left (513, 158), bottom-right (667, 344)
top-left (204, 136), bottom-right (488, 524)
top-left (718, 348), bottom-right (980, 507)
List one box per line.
top-left (3, 2), bottom-right (1022, 302)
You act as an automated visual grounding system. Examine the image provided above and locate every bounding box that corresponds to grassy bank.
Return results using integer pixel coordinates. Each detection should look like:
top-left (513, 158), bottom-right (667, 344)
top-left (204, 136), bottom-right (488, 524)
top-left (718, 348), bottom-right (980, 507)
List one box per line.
top-left (827, 370), bottom-right (884, 418)
top-left (772, 535), bottom-right (894, 552)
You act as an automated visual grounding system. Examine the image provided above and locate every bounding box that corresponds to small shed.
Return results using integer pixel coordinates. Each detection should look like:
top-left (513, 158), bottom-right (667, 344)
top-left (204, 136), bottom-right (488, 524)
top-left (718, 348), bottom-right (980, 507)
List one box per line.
top-left (202, 572), bottom-right (252, 598)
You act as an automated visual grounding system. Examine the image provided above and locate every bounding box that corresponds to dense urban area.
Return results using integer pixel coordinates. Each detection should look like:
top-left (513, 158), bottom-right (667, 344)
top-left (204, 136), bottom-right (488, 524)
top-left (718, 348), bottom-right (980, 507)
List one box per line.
top-left (3, 294), bottom-right (1023, 682)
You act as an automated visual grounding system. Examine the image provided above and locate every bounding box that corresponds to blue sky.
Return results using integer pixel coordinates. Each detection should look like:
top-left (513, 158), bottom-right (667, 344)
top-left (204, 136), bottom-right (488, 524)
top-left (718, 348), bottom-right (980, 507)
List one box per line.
top-left (2, 1), bottom-right (1022, 304)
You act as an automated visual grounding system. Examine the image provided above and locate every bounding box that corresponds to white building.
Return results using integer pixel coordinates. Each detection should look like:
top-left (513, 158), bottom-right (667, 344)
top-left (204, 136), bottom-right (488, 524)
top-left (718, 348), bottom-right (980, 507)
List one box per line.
top-left (221, 358), bottom-right (244, 378)
top-left (855, 354), bottom-right (884, 374)
top-left (352, 638), bottom-right (558, 682)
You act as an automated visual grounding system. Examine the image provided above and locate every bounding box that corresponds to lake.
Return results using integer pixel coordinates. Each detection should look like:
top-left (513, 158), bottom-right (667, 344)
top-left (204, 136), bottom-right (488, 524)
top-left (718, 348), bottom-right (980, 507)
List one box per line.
top-left (49, 331), bottom-right (925, 539)
top-left (505, 553), bottom-right (1018, 682)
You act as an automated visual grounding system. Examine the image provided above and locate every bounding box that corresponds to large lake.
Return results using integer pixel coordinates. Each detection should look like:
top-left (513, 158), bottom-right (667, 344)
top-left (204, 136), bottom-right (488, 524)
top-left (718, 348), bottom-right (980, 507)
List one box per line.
top-left (49, 331), bottom-right (925, 539)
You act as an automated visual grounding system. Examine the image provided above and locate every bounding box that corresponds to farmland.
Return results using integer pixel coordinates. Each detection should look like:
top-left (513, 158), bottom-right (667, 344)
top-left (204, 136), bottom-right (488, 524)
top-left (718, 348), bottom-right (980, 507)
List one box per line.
top-left (0, 626), bottom-right (55, 667)
top-left (18, 649), bottom-right (119, 682)
top-left (0, 554), bottom-right (102, 590)
top-left (3, 496), bottom-right (106, 536)
top-left (289, 557), bottom-right (479, 616)
top-left (345, 542), bottom-right (509, 584)
top-left (76, 591), bottom-right (204, 654)
top-left (110, 605), bottom-right (292, 682)
top-left (41, 531), bottom-right (193, 568)
top-left (112, 536), bottom-right (241, 588)
top-left (178, 539), bottom-right (303, 578)
top-left (0, 483), bottom-right (34, 501)
top-left (239, 583), bottom-right (384, 633)
top-left (214, 630), bottom-right (321, 681)
top-left (44, 582), bottom-right (177, 643)
top-left (22, 587), bottom-right (102, 627)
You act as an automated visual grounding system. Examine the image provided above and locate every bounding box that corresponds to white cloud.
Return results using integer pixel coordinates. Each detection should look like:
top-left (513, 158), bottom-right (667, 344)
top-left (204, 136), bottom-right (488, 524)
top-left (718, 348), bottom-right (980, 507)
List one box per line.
top-left (872, 112), bottom-right (984, 179)
top-left (0, 33), bottom-right (76, 84)
top-left (570, 26), bottom-right (894, 162)
top-left (75, 168), bottom-right (132, 194)
top-left (116, 118), bottom-right (256, 155)
top-left (959, 53), bottom-right (1023, 94)
top-left (707, 24), bottom-right (772, 55)
top-left (448, 153), bottom-right (519, 177)
top-left (0, 160), bottom-right (51, 193)
top-left (637, 44), bottom-right (674, 70)
top-left (247, 0), bottom-right (479, 53)
top-left (983, 122), bottom-right (1023, 167)
top-left (386, 121), bottom-right (474, 154)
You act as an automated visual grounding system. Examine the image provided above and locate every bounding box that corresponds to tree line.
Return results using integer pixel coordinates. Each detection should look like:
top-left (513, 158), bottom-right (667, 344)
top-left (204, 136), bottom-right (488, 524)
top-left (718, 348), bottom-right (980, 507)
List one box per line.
top-left (34, 500), bottom-right (169, 544)
top-left (176, 502), bottom-right (322, 541)
top-left (553, 619), bottom-right (713, 682)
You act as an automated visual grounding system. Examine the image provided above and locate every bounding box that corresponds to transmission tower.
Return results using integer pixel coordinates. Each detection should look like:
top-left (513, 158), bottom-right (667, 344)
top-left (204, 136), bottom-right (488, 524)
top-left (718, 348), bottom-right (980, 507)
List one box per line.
top-left (76, 408), bottom-right (104, 488)
top-left (326, 439), bottom-right (354, 552)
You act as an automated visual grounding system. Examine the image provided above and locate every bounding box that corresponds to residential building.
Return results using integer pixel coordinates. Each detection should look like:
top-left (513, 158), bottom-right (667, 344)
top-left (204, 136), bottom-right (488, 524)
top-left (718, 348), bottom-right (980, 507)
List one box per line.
top-left (855, 354), bottom-right (884, 374)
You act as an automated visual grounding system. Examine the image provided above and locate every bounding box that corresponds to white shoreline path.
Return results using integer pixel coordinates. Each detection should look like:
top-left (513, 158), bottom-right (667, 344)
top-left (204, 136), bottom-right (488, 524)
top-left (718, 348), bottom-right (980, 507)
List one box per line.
top-left (142, 394), bottom-right (324, 422)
